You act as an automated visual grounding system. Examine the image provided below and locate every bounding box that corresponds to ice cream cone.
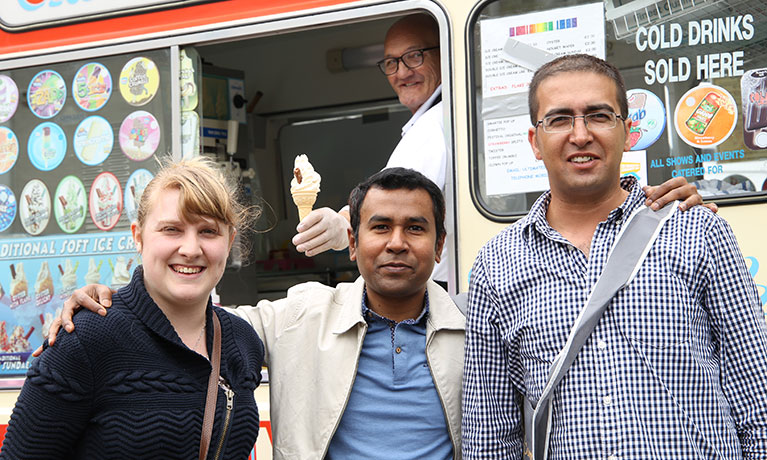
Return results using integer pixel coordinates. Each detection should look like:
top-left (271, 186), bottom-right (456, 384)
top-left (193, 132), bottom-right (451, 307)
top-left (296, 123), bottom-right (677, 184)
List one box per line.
top-left (292, 191), bottom-right (317, 221)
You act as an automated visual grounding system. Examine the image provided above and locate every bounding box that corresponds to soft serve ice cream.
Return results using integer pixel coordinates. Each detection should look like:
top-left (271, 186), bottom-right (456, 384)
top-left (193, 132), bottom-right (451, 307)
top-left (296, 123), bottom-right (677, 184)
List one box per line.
top-left (59, 259), bottom-right (78, 298)
top-left (290, 154), bottom-right (321, 221)
top-left (110, 256), bottom-right (132, 287)
top-left (34, 261), bottom-right (54, 305)
top-left (84, 257), bottom-right (102, 285)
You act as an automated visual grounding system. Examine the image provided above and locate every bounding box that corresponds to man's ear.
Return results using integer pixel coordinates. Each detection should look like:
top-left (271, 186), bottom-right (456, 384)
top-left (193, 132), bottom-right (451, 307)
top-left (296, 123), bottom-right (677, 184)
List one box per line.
top-left (434, 233), bottom-right (445, 263)
top-left (529, 127), bottom-right (543, 160)
top-left (348, 228), bottom-right (357, 262)
top-left (622, 117), bottom-right (633, 152)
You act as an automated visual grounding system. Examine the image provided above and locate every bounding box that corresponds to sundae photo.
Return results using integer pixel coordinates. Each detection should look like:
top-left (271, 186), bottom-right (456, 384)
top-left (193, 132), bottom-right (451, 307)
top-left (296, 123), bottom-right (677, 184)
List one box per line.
top-left (9, 263), bottom-right (29, 308)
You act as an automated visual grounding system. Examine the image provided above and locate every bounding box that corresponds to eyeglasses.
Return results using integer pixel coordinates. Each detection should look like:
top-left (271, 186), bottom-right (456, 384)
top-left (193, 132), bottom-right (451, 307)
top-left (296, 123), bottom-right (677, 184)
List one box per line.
top-left (534, 111), bottom-right (626, 133)
top-left (377, 47), bottom-right (439, 75)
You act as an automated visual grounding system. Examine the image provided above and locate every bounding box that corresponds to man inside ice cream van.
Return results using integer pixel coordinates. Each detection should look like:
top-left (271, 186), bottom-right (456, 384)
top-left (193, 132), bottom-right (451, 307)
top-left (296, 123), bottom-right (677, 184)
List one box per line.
top-left (288, 13), bottom-right (715, 290)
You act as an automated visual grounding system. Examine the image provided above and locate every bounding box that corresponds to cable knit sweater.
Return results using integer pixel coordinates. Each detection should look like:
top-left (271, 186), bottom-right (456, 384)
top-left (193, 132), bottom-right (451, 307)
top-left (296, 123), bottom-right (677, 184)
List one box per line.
top-left (0, 267), bottom-right (264, 460)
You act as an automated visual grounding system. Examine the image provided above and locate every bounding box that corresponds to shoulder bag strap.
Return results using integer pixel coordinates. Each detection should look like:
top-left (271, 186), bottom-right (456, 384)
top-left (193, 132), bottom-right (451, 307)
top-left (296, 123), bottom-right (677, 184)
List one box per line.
top-left (525, 201), bottom-right (678, 460)
top-left (199, 312), bottom-right (222, 460)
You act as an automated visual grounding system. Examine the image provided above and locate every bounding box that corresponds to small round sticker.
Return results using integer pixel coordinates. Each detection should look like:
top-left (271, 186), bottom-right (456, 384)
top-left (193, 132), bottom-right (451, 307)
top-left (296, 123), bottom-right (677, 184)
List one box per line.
top-left (20, 179), bottom-right (51, 236)
top-left (27, 70), bottom-right (66, 119)
top-left (124, 168), bottom-right (154, 223)
top-left (674, 84), bottom-right (737, 148)
top-left (74, 115), bottom-right (113, 166)
top-left (89, 172), bottom-right (123, 230)
top-left (28, 122), bottom-right (66, 171)
top-left (0, 75), bottom-right (19, 123)
top-left (626, 89), bottom-right (666, 151)
top-left (119, 110), bottom-right (161, 161)
top-left (119, 57), bottom-right (160, 106)
top-left (72, 62), bottom-right (112, 112)
top-left (0, 184), bottom-right (17, 232)
top-left (0, 126), bottom-right (19, 174)
top-left (54, 175), bottom-right (87, 233)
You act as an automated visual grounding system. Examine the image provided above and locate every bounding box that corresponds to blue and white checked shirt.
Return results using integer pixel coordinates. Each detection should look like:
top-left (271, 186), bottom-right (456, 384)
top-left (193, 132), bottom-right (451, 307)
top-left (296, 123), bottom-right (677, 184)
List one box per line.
top-left (462, 177), bottom-right (767, 459)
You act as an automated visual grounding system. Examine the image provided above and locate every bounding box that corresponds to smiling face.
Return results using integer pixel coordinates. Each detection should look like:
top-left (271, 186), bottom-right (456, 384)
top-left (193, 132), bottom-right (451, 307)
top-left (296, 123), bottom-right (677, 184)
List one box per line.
top-left (384, 16), bottom-right (441, 114)
top-left (132, 187), bottom-right (233, 313)
top-left (349, 187), bottom-right (443, 307)
top-left (528, 71), bottom-right (632, 202)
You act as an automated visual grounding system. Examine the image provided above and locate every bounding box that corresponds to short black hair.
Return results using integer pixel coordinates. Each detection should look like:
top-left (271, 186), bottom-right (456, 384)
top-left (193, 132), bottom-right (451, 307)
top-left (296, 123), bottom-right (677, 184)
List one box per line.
top-left (348, 167), bottom-right (446, 244)
top-left (528, 53), bottom-right (628, 125)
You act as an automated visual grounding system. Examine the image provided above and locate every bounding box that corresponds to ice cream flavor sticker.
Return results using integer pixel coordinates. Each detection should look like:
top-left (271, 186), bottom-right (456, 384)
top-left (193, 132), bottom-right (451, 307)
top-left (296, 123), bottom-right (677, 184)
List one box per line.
top-left (54, 176), bottom-right (87, 233)
top-left (84, 257), bottom-right (103, 285)
top-left (0, 75), bottom-right (19, 123)
top-left (9, 263), bottom-right (29, 309)
top-left (109, 256), bottom-right (133, 288)
top-left (181, 111), bottom-right (199, 159)
top-left (28, 122), bottom-right (66, 171)
top-left (27, 70), bottom-right (66, 119)
top-left (19, 179), bottom-right (51, 236)
top-left (0, 185), bottom-right (17, 232)
top-left (74, 115), bottom-right (113, 166)
top-left (34, 261), bottom-right (54, 306)
top-left (73, 62), bottom-right (112, 112)
top-left (626, 89), bottom-right (665, 151)
top-left (0, 127), bottom-right (19, 174)
top-left (124, 168), bottom-right (153, 223)
top-left (119, 110), bottom-right (160, 161)
top-left (180, 49), bottom-right (198, 112)
top-left (674, 84), bottom-right (737, 148)
top-left (119, 57), bottom-right (159, 106)
top-left (89, 172), bottom-right (122, 230)
top-left (58, 259), bottom-right (79, 299)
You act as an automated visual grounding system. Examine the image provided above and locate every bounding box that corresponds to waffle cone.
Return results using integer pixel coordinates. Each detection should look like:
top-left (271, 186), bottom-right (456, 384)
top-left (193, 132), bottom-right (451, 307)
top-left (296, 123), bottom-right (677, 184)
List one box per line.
top-left (292, 191), bottom-right (317, 221)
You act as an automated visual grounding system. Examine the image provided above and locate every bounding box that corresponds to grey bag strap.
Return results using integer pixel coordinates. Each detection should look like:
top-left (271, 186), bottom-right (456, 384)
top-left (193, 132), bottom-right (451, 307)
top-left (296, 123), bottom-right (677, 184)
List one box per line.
top-left (524, 201), bottom-right (678, 460)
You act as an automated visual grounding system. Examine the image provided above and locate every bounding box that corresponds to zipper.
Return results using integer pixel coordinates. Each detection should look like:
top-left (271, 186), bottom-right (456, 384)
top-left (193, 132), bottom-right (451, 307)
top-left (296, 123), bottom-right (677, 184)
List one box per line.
top-left (425, 332), bottom-right (458, 458)
top-left (320, 322), bottom-right (367, 459)
top-left (212, 376), bottom-right (235, 460)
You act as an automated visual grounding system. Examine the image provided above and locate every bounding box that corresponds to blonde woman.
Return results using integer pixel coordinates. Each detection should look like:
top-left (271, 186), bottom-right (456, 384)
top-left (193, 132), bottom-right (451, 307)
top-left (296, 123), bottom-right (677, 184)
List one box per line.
top-left (1, 158), bottom-right (264, 459)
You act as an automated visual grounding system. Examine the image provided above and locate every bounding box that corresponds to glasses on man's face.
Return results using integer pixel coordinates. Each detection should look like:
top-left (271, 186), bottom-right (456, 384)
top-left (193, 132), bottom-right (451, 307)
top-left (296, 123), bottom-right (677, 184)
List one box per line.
top-left (377, 46), bottom-right (439, 76)
top-left (534, 111), bottom-right (626, 133)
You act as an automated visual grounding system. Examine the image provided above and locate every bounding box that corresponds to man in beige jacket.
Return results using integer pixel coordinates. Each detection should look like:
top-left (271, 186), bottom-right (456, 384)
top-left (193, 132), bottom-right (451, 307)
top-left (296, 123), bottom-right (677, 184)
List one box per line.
top-left (51, 167), bottom-right (465, 459)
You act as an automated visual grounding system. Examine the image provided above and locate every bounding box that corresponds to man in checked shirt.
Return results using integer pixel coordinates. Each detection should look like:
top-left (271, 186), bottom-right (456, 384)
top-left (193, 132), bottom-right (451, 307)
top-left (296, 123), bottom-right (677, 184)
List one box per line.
top-left (462, 53), bottom-right (767, 459)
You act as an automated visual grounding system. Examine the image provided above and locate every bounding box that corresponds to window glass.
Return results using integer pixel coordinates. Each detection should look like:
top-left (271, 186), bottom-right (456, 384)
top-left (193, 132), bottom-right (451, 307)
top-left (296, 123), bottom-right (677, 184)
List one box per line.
top-left (470, 0), bottom-right (767, 217)
top-left (0, 48), bottom-right (171, 377)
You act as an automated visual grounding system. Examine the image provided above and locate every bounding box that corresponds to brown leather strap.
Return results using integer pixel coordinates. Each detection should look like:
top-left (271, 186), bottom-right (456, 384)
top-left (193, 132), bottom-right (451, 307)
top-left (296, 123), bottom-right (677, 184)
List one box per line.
top-left (199, 312), bottom-right (222, 460)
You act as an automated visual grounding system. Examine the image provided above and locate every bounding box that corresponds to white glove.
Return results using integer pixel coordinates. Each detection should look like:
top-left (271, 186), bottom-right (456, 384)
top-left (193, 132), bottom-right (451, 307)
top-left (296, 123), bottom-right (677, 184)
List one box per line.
top-left (292, 207), bottom-right (351, 257)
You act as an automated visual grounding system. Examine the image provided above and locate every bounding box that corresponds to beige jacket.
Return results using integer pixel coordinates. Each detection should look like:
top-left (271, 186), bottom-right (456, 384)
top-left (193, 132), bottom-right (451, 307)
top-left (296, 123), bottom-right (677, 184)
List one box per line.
top-left (229, 277), bottom-right (465, 459)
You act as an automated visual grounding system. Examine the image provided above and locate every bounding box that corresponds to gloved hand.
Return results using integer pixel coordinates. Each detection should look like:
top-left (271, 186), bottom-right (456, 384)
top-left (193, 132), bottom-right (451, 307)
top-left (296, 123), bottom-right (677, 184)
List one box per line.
top-left (292, 207), bottom-right (351, 257)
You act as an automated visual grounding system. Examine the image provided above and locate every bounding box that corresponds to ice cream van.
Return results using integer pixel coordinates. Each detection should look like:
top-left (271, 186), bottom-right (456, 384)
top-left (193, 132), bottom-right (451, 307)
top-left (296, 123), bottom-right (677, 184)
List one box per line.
top-left (1, 0), bottom-right (767, 457)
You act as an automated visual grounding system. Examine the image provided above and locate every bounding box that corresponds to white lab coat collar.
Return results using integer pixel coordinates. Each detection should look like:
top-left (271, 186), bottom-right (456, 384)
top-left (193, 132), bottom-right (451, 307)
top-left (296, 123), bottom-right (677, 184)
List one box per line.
top-left (401, 85), bottom-right (442, 137)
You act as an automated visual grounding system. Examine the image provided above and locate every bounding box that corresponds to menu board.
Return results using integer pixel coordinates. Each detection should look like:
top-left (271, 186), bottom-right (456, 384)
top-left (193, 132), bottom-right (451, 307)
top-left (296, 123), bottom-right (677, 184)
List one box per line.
top-left (479, 3), bottom-right (606, 196)
top-left (0, 49), bottom-right (171, 377)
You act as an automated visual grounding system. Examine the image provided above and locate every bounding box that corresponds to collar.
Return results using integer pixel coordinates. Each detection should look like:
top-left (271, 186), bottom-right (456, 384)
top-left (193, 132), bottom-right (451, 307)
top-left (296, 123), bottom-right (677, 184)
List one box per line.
top-left (521, 176), bottom-right (645, 243)
top-left (401, 85), bottom-right (442, 137)
top-left (118, 265), bottom-right (215, 352)
top-left (332, 276), bottom-right (464, 334)
top-left (361, 286), bottom-right (429, 326)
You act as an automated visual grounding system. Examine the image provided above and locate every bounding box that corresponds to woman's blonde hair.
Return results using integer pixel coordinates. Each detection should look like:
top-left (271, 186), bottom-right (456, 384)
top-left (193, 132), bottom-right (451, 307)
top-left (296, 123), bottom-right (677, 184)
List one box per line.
top-left (136, 157), bottom-right (257, 256)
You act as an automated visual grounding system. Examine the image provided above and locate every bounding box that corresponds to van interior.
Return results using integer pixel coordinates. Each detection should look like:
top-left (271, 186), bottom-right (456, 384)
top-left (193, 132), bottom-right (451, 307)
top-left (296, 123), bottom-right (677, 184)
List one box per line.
top-left (198, 15), bottom-right (421, 304)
